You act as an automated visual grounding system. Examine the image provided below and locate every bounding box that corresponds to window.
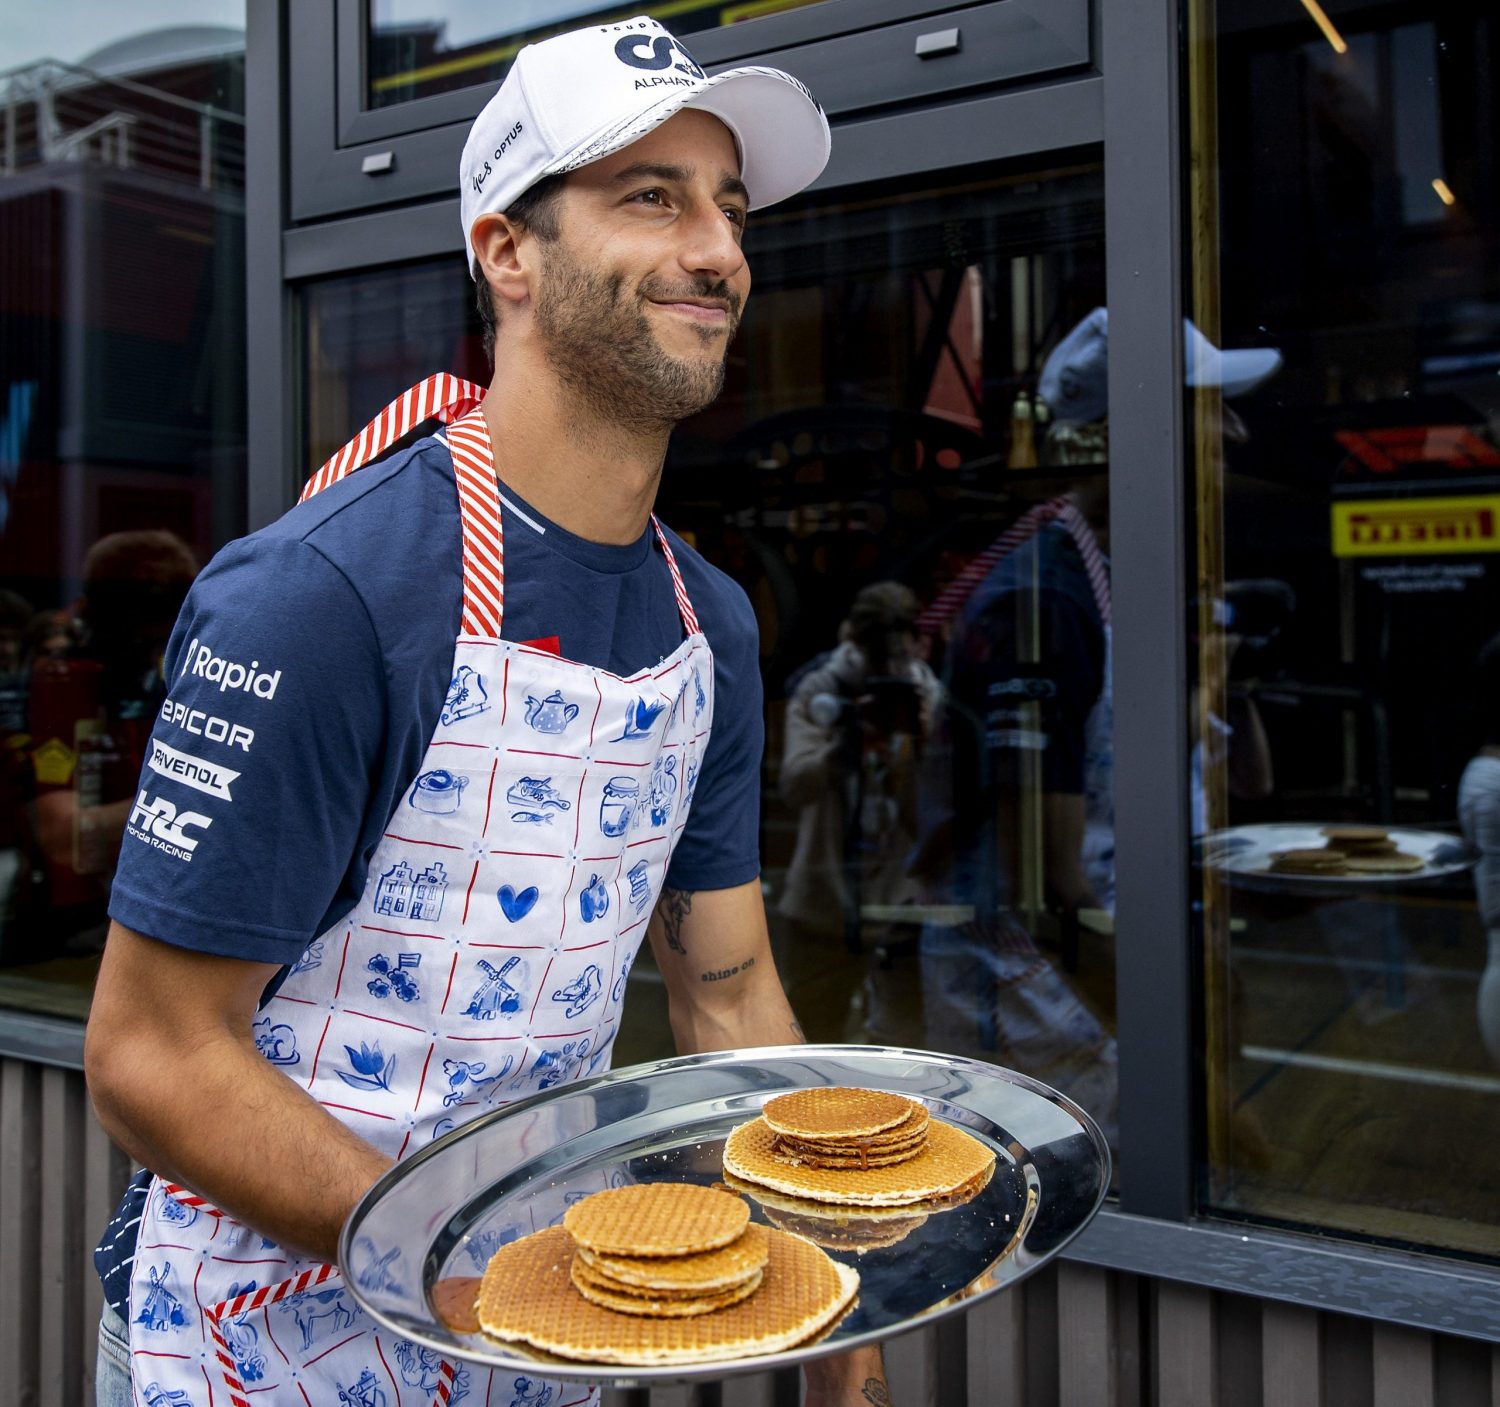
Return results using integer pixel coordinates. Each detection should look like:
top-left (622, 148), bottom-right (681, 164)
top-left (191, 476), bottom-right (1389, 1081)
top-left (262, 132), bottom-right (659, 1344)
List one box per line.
top-left (367, 0), bottom-right (833, 109)
top-left (1189, 0), bottom-right (1500, 1260)
top-left (0, 11), bottom-right (246, 1020)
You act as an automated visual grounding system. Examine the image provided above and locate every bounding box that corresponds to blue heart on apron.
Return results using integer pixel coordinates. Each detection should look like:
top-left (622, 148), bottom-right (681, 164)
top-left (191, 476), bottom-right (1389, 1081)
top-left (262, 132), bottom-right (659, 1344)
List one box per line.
top-left (497, 885), bottom-right (540, 922)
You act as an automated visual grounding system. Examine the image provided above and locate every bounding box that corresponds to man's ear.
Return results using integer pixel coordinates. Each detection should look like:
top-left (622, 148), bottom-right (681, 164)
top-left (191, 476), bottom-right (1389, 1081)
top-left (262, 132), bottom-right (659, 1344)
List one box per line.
top-left (470, 213), bottom-right (535, 311)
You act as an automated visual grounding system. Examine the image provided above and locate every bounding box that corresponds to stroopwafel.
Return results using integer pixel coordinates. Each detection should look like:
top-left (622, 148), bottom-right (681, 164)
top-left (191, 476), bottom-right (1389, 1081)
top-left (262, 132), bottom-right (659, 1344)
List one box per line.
top-left (725, 1114), bottom-right (994, 1207)
top-left (764, 1087), bottom-right (921, 1140)
top-left (477, 1225), bottom-right (858, 1365)
top-left (574, 1222), bottom-right (771, 1293)
top-left (569, 1257), bottom-right (764, 1317)
top-left (1342, 851), bottom-right (1425, 873)
top-left (563, 1182), bottom-right (749, 1256)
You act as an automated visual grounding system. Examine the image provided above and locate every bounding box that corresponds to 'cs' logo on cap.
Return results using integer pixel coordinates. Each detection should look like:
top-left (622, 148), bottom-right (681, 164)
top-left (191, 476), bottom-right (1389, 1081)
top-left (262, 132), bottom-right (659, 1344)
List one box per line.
top-left (613, 34), bottom-right (705, 80)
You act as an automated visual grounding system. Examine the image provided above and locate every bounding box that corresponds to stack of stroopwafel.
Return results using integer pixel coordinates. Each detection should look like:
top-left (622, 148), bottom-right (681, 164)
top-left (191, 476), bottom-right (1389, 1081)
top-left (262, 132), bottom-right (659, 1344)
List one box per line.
top-left (565, 1184), bottom-right (766, 1316)
top-left (1268, 826), bottom-right (1425, 877)
top-left (475, 1182), bottom-right (860, 1365)
top-left (723, 1087), bottom-right (995, 1208)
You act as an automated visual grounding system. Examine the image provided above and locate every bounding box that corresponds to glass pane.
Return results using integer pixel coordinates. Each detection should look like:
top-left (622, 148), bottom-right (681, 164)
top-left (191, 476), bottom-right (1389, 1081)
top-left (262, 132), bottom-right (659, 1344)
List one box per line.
top-left (0, 13), bottom-right (247, 1019)
top-left (302, 159), bottom-right (1116, 1157)
top-left (368, 0), bottom-right (830, 109)
top-left (1189, 1), bottom-right (1500, 1259)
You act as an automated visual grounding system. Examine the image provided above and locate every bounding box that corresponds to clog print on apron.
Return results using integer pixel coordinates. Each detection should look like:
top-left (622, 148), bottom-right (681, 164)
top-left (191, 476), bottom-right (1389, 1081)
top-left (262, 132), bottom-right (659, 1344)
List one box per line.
top-left (127, 376), bottom-right (715, 1407)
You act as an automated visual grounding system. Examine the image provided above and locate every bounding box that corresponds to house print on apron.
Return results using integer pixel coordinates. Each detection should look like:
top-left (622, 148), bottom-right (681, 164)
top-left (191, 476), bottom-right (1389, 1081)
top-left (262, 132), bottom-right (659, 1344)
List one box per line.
top-left (126, 375), bottom-right (715, 1407)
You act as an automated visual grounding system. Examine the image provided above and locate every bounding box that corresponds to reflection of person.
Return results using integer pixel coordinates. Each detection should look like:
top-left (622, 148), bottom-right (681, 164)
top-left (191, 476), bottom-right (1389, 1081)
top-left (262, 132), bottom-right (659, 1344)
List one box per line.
top-left (25, 532), bottom-right (197, 954)
top-left (86, 20), bottom-right (883, 1407)
top-left (917, 486), bottom-right (1120, 1141)
top-left (915, 308), bottom-right (1283, 1142)
top-left (779, 582), bottom-right (940, 942)
top-left (778, 582), bottom-right (940, 1043)
top-left (1458, 634), bottom-right (1500, 1066)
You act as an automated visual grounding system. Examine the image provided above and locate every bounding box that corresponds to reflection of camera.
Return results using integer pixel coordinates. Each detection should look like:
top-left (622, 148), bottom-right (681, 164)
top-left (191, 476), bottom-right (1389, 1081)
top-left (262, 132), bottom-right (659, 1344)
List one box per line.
top-left (859, 676), bottom-right (922, 735)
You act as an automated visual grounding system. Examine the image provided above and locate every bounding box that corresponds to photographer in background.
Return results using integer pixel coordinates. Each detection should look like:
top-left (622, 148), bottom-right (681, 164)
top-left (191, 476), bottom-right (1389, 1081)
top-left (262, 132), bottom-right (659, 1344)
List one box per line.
top-left (778, 582), bottom-right (940, 1037)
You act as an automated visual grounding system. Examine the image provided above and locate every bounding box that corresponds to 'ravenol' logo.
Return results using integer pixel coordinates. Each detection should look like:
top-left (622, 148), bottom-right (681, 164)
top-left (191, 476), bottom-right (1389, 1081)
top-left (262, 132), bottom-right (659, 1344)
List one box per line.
top-left (181, 639), bottom-right (282, 699)
top-left (127, 790), bottom-right (213, 862)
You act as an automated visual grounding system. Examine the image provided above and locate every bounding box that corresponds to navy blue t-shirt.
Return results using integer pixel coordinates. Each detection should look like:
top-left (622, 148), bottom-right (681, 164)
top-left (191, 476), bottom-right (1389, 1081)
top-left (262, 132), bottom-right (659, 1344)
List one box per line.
top-left (96, 433), bottom-right (764, 1311)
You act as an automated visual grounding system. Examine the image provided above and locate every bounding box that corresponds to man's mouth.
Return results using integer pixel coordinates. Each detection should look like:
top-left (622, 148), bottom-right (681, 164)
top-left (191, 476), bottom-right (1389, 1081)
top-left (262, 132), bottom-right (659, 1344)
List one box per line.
top-left (648, 297), bottom-right (731, 326)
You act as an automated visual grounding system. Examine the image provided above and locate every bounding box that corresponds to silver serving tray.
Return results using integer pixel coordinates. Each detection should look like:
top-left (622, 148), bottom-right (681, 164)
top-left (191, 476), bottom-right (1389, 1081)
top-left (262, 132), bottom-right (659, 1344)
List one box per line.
top-left (339, 1044), bottom-right (1110, 1388)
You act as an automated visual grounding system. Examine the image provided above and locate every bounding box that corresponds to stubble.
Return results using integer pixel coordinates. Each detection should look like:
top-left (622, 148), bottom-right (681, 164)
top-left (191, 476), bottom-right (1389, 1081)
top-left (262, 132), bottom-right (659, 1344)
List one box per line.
top-left (533, 242), bottom-right (740, 435)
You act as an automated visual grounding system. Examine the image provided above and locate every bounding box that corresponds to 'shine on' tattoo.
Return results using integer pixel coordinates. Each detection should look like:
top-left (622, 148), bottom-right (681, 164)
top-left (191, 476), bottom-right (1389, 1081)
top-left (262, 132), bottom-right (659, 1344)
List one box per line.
top-left (700, 955), bottom-right (755, 983)
top-left (660, 888), bottom-right (693, 955)
top-left (861, 1379), bottom-right (892, 1406)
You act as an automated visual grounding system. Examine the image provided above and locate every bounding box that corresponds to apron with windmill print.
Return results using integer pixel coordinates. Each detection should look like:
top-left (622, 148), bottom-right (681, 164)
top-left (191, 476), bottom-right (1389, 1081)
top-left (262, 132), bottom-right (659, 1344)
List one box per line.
top-left (125, 376), bottom-right (715, 1407)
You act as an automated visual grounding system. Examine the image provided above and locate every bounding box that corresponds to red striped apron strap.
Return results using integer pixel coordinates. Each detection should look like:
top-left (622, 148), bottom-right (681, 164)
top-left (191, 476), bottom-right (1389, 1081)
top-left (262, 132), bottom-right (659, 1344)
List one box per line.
top-left (1053, 500), bottom-right (1112, 626)
top-left (298, 374), bottom-right (487, 504)
top-left (443, 409), bottom-right (506, 640)
top-left (650, 516), bottom-right (702, 638)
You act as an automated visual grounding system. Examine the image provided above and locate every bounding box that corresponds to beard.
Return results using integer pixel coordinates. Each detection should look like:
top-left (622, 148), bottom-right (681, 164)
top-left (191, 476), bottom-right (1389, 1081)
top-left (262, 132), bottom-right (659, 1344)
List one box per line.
top-left (532, 240), bottom-right (741, 433)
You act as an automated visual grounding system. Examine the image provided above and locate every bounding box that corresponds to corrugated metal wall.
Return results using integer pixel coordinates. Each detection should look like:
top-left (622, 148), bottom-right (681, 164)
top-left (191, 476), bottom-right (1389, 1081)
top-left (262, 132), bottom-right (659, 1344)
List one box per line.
top-left (1, 1054), bottom-right (133, 1407)
top-left (5, 1054), bottom-right (1496, 1407)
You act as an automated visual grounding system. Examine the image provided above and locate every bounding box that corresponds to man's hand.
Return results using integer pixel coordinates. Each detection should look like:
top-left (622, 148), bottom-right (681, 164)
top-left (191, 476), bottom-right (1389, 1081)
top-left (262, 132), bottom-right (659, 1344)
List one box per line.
top-left (85, 922), bottom-right (391, 1263)
top-left (805, 1344), bottom-right (892, 1406)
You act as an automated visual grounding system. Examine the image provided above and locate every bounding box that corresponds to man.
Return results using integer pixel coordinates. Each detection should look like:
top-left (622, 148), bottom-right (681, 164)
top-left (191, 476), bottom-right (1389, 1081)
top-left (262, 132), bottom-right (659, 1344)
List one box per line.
top-left (86, 18), bottom-right (887, 1406)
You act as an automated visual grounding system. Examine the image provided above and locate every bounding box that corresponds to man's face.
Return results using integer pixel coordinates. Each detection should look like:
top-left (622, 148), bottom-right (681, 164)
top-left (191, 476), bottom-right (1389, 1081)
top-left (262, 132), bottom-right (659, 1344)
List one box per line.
top-left (531, 109), bottom-right (751, 429)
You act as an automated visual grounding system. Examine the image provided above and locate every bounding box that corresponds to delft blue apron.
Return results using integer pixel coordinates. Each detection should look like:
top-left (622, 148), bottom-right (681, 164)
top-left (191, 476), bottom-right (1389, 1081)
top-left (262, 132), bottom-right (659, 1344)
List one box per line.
top-left (126, 381), bottom-right (715, 1407)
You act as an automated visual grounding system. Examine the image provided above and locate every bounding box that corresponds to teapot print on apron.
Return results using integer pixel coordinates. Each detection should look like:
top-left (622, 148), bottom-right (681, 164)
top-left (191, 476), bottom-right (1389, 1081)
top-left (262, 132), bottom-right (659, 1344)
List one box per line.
top-left (524, 689), bottom-right (580, 735)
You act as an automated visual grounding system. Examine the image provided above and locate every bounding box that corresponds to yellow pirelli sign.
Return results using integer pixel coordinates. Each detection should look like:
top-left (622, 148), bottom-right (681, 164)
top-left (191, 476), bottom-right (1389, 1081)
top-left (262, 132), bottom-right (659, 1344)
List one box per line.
top-left (1331, 495), bottom-right (1500, 556)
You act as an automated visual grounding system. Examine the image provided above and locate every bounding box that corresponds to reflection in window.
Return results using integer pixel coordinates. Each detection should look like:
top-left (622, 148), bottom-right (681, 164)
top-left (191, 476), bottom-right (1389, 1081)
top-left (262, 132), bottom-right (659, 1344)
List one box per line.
top-left (367, 0), bottom-right (828, 108)
top-left (0, 22), bottom-right (246, 1018)
top-left (302, 162), bottom-right (1118, 1160)
top-left (1191, 1), bottom-right (1500, 1259)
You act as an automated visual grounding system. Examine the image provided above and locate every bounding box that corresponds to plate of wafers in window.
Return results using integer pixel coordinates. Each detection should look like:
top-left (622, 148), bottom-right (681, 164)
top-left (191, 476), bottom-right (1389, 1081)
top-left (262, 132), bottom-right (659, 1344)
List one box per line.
top-left (1198, 822), bottom-right (1474, 888)
top-left (340, 1044), bottom-right (1111, 1387)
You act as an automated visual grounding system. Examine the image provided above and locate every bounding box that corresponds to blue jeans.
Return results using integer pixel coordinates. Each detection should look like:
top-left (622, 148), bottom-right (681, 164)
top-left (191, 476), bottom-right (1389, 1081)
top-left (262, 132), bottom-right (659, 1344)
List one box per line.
top-left (95, 1304), bottom-right (132, 1407)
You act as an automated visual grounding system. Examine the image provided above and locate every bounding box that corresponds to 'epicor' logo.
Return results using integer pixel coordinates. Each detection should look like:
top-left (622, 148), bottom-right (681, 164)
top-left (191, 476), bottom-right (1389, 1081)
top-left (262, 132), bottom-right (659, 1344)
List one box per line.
top-left (127, 790), bottom-right (213, 861)
top-left (160, 699), bottom-right (254, 752)
top-left (614, 33), bottom-right (705, 79)
top-left (181, 639), bottom-right (281, 699)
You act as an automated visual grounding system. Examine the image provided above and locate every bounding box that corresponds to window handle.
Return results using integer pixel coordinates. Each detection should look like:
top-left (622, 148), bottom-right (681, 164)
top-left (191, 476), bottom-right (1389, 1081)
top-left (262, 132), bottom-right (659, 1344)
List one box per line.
top-left (361, 151), bottom-right (394, 175)
top-left (915, 28), bottom-right (961, 58)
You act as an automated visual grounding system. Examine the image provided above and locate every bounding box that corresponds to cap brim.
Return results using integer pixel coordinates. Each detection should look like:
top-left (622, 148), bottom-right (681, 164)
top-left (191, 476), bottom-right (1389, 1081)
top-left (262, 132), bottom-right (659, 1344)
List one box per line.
top-left (545, 65), bottom-right (830, 210)
top-left (1212, 346), bottom-right (1283, 396)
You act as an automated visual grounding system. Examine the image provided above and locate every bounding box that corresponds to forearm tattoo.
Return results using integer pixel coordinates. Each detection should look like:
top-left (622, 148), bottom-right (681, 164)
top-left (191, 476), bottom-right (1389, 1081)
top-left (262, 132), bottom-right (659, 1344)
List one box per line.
top-left (659, 887), bottom-right (693, 956)
top-left (862, 1379), bottom-right (892, 1406)
top-left (700, 955), bottom-right (756, 983)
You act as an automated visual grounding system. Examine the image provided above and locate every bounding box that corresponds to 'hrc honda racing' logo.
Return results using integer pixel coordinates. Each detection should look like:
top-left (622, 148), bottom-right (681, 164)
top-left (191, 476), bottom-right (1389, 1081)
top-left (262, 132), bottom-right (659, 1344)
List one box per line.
top-left (127, 790), bottom-right (213, 862)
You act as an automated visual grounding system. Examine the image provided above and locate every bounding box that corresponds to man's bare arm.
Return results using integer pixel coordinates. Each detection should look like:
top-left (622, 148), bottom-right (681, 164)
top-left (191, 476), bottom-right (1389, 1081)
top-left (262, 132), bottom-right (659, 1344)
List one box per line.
top-left (84, 921), bottom-right (391, 1263)
top-left (645, 879), bottom-right (803, 1053)
top-left (645, 879), bottom-right (887, 1405)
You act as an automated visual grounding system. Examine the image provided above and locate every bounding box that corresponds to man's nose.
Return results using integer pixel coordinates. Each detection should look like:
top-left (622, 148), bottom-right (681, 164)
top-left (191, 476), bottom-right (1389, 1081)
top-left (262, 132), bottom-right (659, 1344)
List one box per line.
top-left (677, 200), bottom-right (747, 283)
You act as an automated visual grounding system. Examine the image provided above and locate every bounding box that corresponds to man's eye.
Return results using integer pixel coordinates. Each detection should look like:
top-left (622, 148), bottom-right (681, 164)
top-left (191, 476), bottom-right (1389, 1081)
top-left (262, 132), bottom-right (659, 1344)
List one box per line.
top-left (723, 206), bottom-right (747, 227)
top-left (632, 188), bottom-right (667, 206)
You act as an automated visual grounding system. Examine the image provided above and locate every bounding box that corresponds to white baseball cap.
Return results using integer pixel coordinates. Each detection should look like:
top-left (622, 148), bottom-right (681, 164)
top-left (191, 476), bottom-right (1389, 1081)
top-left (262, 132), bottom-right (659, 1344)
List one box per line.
top-left (459, 16), bottom-right (830, 277)
top-left (1038, 307), bottom-right (1283, 422)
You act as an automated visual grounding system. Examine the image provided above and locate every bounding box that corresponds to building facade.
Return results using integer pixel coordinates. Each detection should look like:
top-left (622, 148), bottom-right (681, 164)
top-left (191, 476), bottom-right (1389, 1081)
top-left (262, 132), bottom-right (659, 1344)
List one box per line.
top-left (2, 2), bottom-right (1499, 1403)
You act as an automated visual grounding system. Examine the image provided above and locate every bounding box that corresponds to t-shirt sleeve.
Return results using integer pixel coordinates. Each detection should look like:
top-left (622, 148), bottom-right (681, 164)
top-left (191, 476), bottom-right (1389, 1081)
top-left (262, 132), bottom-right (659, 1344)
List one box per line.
top-left (665, 587), bottom-right (764, 893)
top-left (108, 536), bottom-right (388, 964)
